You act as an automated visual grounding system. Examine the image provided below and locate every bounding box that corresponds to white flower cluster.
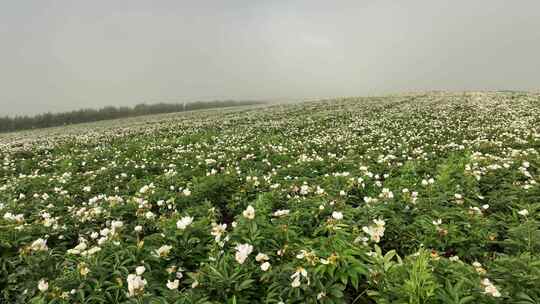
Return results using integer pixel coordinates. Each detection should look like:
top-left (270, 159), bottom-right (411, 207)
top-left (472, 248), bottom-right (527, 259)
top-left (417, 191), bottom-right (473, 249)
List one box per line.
top-left (362, 219), bottom-right (386, 243)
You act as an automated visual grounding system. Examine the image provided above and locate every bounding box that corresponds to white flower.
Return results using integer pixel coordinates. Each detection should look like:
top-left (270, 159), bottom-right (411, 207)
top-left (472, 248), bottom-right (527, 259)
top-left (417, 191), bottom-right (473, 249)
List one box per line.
top-left (362, 226), bottom-right (382, 243)
top-left (234, 243), bottom-right (253, 264)
top-left (166, 279), bottom-right (179, 290)
top-left (38, 279), bottom-right (48, 292)
top-left (155, 245), bottom-right (173, 257)
top-left (145, 211), bottom-right (155, 220)
top-left (139, 185), bottom-right (150, 194)
top-left (89, 246), bottom-right (101, 255)
top-left (30, 238), bottom-right (48, 252)
top-left (518, 209), bottom-right (529, 216)
top-left (79, 263), bottom-right (90, 276)
top-left (67, 241), bottom-right (87, 255)
top-left (481, 278), bottom-right (501, 297)
top-left (317, 292), bottom-right (326, 299)
top-left (243, 205), bottom-right (255, 220)
top-left (469, 206), bottom-right (482, 215)
top-left (362, 219), bottom-right (386, 243)
top-left (484, 284), bottom-right (501, 297)
top-left (290, 267), bottom-right (308, 287)
top-left (373, 218), bottom-right (386, 227)
top-left (176, 216), bottom-right (194, 229)
top-left (100, 227), bottom-right (111, 236)
top-left (97, 237), bottom-right (107, 246)
top-left (134, 225), bottom-right (143, 232)
top-left (380, 188), bottom-right (394, 199)
top-left (332, 211), bottom-right (343, 220)
top-left (136, 266), bottom-right (145, 275)
top-left (126, 274), bottom-right (147, 297)
top-left (111, 220), bottom-right (123, 233)
top-left (81, 246), bottom-right (101, 257)
top-left (211, 223), bottom-right (227, 242)
top-left (261, 262), bottom-right (271, 271)
top-left (182, 188), bottom-right (191, 196)
top-left (255, 253), bottom-right (269, 262)
top-left (273, 209), bottom-right (290, 217)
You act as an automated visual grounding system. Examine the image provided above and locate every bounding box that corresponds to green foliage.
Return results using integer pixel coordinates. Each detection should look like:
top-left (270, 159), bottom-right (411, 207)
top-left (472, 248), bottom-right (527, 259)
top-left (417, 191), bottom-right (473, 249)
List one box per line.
top-left (0, 92), bottom-right (539, 303)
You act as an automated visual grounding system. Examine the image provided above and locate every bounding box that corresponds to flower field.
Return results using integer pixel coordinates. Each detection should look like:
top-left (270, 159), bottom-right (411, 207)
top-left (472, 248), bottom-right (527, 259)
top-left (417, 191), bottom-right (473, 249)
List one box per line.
top-left (1, 92), bottom-right (540, 303)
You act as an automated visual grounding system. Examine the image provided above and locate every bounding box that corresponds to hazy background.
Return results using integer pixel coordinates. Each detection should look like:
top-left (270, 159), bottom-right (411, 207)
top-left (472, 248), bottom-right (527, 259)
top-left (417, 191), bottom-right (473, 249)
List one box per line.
top-left (1, 0), bottom-right (540, 116)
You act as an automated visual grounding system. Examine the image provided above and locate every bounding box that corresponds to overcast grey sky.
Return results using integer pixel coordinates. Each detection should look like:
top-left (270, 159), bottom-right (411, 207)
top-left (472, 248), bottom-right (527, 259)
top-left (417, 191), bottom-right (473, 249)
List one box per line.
top-left (1, 1), bottom-right (539, 116)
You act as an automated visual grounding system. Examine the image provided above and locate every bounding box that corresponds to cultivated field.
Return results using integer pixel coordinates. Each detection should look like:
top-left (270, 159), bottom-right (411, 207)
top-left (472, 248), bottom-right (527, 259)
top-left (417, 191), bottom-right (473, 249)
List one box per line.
top-left (1, 92), bottom-right (540, 303)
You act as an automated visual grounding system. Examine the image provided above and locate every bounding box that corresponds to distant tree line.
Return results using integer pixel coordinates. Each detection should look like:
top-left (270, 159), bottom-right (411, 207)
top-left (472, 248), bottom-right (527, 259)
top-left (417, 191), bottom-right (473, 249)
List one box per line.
top-left (0, 100), bottom-right (264, 133)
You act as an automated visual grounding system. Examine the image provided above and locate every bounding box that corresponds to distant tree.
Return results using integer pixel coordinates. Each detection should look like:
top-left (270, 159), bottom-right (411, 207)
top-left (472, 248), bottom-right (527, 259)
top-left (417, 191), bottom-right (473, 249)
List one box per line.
top-left (0, 100), bottom-right (264, 133)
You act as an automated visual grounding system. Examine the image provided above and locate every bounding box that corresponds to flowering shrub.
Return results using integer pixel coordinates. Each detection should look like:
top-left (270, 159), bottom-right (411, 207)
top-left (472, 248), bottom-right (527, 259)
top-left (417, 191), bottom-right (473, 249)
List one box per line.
top-left (1, 92), bottom-right (540, 303)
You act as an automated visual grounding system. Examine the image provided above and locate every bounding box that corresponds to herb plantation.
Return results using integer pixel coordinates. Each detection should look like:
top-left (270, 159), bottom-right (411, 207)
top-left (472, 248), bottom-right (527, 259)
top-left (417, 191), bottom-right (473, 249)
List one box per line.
top-left (1, 92), bottom-right (539, 303)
